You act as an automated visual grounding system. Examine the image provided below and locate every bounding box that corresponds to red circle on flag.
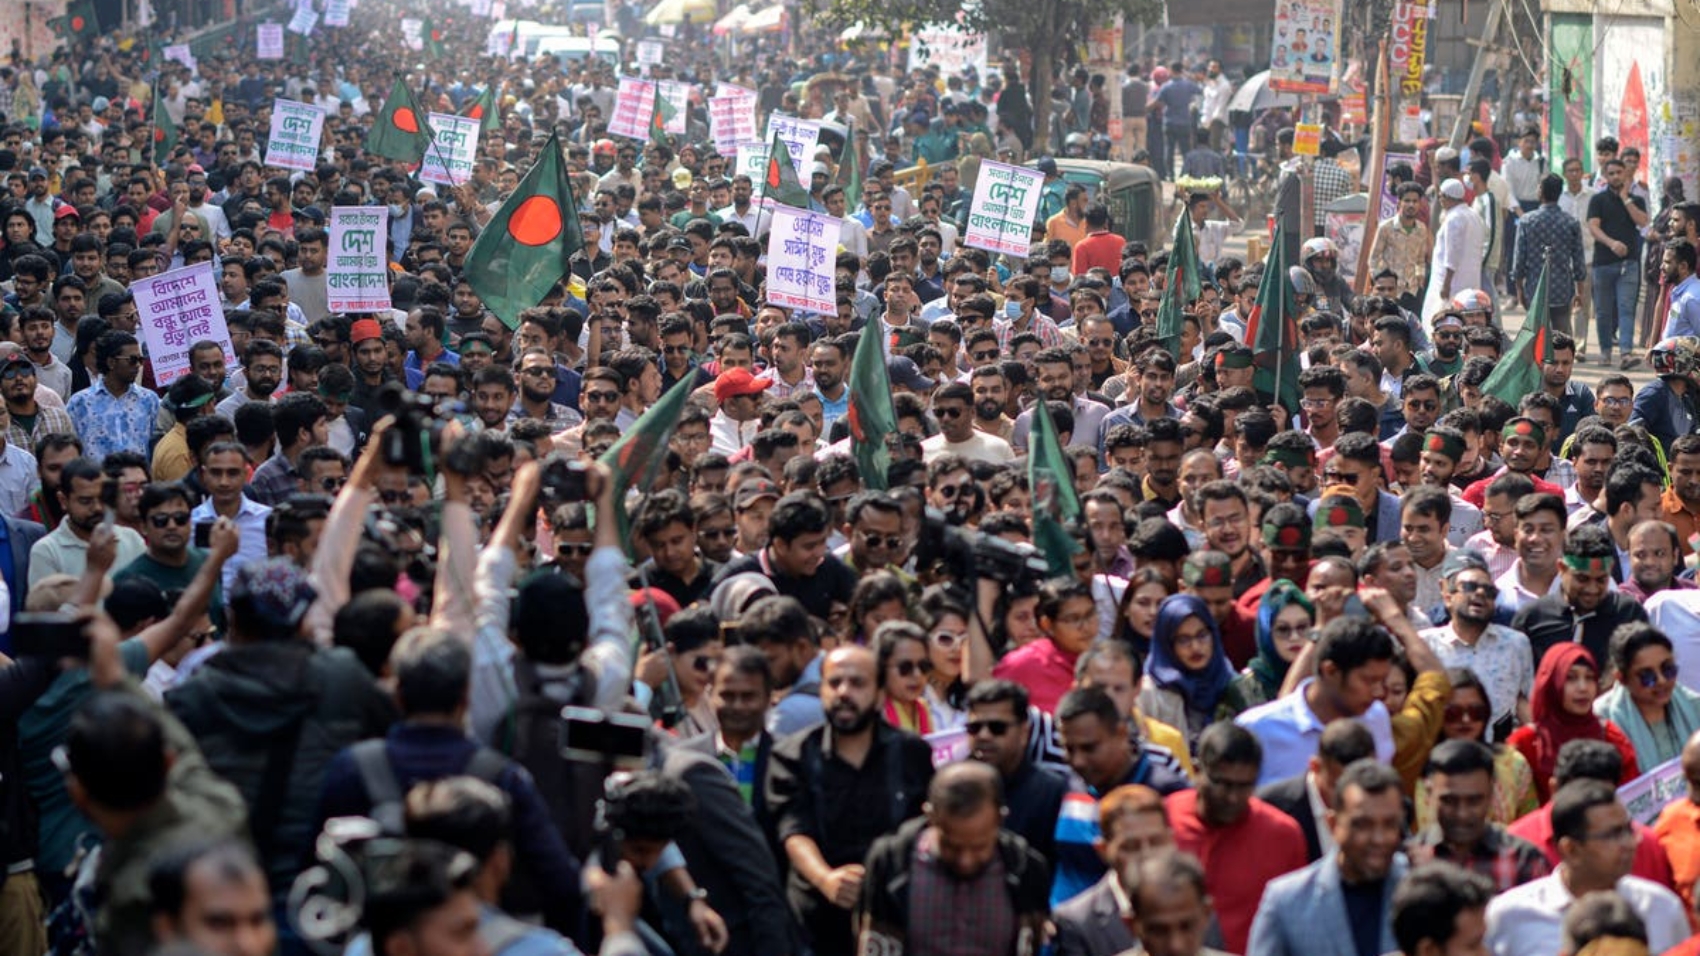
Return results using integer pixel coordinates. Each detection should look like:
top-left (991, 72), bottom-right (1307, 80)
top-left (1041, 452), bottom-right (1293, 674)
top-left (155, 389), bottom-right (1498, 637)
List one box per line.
top-left (469, 105), bottom-right (484, 119)
top-left (508, 196), bottom-right (562, 246)
top-left (393, 107), bottom-right (420, 134)
top-left (71, 15), bottom-right (85, 30)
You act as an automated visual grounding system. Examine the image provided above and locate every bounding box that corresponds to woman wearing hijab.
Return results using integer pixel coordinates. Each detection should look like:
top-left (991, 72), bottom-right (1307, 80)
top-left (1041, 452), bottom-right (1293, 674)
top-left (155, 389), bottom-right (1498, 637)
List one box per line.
top-left (1595, 623), bottom-right (1700, 770)
top-left (1137, 593), bottom-right (1236, 754)
top-left (1507, 643), bottom-right (1639, 803)
top-left (1219, 581), bottom-right (1313, 718)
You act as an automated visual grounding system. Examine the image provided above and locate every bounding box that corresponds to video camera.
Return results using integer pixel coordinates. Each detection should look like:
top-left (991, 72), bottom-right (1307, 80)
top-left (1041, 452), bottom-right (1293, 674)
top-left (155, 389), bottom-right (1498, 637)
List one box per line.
top-left (290, 819), bottom-right (479, 954)
top-left (911, 505), bottom-right (1052, 588)
top-left (373, 382), bottom-right (480, 476)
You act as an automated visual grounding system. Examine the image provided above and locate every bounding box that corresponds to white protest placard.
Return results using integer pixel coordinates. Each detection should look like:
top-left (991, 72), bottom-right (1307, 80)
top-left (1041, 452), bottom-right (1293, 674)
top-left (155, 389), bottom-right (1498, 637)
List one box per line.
top-left (265, 99), bottom-right (327, 172)
top-left (286, 2), bottom-right (318, 35)
top-left (764, 205), bottom-right (841, 314)
top-left (635, 40), bottom-right (665, 68)
top-left (765, 115), bottom-right (821, 177)
top-left (1620, 756), bottom-right (1685, 825)
top-left (257, 23), bottom-right (285, 59)
top-left (709, 93), bottom-right (757, 152)
top-left (734, 141), bottom-right (767, 182)
top-left (607, 76), bottom-right (656, 139)
top-left (659, 80), bottom-right (691, 135)
top-left (419, 113), bottom-right (480, 186)
top-left (925, 727), bottom-right (969, 767)
top-left (907, 24), bottom-right (988, 77)
top-left (490, 0), bottom-right (506, 18)
top-left (471, 0), bottom-right (492, 15)
top-left (401, 18), bottom-right (423, 50)
top-left (132, 263), bottom-right (234, 386)
top-left (963, 160), bottom-right (1045, 256)
top-left (327, 207), bottom-right (392, 313)
top-left (163, 44), bottom-right (196, 71)
top-left (324, 0), bottom-right (350, 26)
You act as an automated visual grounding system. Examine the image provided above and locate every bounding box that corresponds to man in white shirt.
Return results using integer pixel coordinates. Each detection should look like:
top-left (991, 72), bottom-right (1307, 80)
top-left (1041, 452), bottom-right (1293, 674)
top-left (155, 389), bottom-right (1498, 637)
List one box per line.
top-left (921, 382), bottom-right (1014, 465)
top-left (1185, 192), bottom-right (1243, 269)
top-left (1196, 61), bottom-right (1235, 151)
top-left (1423, 179), bottom-right (1486, 325)
top-left (709, 368), bottom-right (771, 454)
top-left (1557, 156), bottom-right (1596, 340)
top-left (1485, 779), bottom-right (1688, 956)
top-left (1501, 128), bottom-right (1545, 213)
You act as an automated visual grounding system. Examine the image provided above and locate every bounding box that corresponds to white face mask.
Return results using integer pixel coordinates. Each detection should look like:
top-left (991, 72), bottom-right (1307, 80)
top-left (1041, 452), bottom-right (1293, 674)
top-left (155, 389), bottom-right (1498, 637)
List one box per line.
top-left (1051, 266), bottom-right (1070, 282)
top-left (388, 204), bottom-right (405, 218)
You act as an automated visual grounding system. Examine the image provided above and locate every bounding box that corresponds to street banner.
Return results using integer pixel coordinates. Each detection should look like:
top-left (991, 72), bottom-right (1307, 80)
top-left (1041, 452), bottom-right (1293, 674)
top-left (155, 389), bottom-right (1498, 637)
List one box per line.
top-left (325, 0), bottom-right (350, 26)
top-left (709, 94), bottom-right (758, 152)
top-left (265, 99), bottom-right (327, 172)
top-left (163, 44), bottom-right (195, 70)
top-left (907, 24), bottom-right (988, 77)
top-left (327, 207), bottom-right (392, 313)
top-left (764, 205), bottom-right (840, 314)
top-left (963, 160), bottom-right (1044, 256)
top-left (1269, 0), bottom-right (1340, 94)
top-left (1620, 756), bottom-right (1684, 825)
top-left (608, 77), bottom-right (656, 139)
top-left (765, 115), bottom-right (821, 177)
top-left (132, 263), bottom-right (234, 386)
top-left (287, 2), bottom-right (318, 35)
top-left (1394, 0), bottom-right (1429, 95)
top-left (419, 113), bottom-right (479, 186)
top-left (257, 23), bottom-right (284, 58)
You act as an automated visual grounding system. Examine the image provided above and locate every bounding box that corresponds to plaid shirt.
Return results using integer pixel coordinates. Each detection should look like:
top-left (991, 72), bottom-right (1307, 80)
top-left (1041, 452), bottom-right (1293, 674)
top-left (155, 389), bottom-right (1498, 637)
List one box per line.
top-left (1512, 203), bottom-right (1586, 300)
top-left (1537, 455), bottom-right (1578, 492)
top-left (996, 312), bottom-right (1065, 352)
top-left (1312, 158), bottom-right (1355, 227)
top-left (7, 405), bottom-right (76, 454)
top-left (907, 827), bottom-right (1019, 956)
top-left (1406, 824), bottom-right (1551, 894)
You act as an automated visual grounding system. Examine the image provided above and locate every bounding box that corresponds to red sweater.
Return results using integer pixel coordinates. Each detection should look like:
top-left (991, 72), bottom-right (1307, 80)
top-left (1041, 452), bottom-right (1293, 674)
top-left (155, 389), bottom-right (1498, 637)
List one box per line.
top-left (1166, 789), bottom-right (1310, 953)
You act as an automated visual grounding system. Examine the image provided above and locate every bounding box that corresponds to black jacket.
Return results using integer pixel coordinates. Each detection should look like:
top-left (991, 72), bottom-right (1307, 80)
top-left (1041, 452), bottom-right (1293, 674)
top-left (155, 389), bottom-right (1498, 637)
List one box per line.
top-left (1258, 773), bottom-right (1323, 863)
top-left (855, 816), bottom-right (1050, 952)
top-left (1511, 591), bottom-right (1649, 668)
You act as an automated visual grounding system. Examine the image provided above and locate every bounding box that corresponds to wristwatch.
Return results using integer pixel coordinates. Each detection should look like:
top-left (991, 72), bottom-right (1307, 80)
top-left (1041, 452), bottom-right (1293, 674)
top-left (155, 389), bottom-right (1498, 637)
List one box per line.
top-left (685, 887), bottom-right (709, 903)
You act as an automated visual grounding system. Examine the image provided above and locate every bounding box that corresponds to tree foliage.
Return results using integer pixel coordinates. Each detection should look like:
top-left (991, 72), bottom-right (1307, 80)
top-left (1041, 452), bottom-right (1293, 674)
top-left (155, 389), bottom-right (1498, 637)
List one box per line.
top-left (803, 0), bottom-right (1163, 156)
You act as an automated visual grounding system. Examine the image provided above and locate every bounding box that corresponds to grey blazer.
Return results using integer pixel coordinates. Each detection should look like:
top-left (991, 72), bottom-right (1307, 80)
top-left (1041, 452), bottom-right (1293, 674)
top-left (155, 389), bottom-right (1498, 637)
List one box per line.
top-left (1246, 853), bottom-right (1409, 956)
top-left (1054, 874), bottom-right (1134, 956)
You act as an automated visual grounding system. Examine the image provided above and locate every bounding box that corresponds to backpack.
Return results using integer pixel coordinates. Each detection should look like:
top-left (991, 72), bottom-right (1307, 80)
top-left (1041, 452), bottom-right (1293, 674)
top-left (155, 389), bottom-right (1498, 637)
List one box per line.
top-left (349, 740), bottom-right (510, 835)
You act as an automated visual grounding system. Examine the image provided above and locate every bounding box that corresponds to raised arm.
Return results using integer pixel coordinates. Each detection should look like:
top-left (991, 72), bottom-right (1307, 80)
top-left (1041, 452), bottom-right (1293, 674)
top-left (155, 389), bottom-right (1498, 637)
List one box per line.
top-left (136, 517), bottom-right (239, 663)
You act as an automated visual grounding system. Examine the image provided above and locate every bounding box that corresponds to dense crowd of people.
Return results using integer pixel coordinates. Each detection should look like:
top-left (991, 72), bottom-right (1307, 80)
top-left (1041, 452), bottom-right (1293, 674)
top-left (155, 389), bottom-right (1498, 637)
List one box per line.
top-left (2, 4), bottom-right (1700, 956)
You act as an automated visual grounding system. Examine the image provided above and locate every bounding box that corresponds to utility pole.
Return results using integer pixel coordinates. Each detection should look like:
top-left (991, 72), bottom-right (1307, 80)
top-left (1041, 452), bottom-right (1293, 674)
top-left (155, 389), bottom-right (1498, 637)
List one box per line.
top-left (1447, 0), bottom-right (1504, 149)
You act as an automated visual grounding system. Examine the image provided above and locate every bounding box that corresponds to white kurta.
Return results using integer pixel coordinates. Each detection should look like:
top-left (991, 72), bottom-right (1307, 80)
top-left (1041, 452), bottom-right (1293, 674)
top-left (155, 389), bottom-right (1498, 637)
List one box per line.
top-left (1422, 202), bottom-right (1487, 322)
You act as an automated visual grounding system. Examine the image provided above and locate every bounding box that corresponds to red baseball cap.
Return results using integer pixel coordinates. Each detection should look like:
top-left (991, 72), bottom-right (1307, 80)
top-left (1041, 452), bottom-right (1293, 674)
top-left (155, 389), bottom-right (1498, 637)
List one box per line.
top-left (713, 367), bottom-right (773, 403)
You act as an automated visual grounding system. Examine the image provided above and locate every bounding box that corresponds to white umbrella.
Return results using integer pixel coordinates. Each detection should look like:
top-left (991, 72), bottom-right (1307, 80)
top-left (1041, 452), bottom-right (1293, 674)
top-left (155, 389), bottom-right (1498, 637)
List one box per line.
top-left (741, 5), bottom-right (785, 33)
top-left (1228, 70), bottom-right (1302, 115)
top-left (714, 3), bottom-right (753, 35)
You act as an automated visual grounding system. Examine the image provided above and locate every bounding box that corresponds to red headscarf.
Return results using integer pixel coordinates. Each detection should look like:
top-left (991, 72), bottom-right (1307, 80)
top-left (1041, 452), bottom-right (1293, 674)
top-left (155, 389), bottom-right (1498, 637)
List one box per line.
top-left (1513, 643), bottom-right (1637, 802)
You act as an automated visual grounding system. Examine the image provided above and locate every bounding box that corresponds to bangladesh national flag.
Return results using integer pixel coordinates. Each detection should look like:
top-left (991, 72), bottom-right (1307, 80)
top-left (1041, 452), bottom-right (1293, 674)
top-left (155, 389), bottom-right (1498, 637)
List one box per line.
top-left (1243, 223), bottom-right (1302, 416)
top-left (50, 0), bottom-right (100, 40)
top-left (422, 16), bottom-right (446, 58)
top-left (762, 129), bottom-right (810, 210)
top-left (460, 84), bottom-right (500, 134)
top-left (847, 320), bottom-right (897, 490)
top-left (1482, 263), bottom-right (1551, 405)
top-left (463, 131), bottom-right (583, 328)
top-left (152, 94), bottom-right (177, 166)
top-left (650, 85), bottom-right (675, 147)
top-left (366, 76), bottom-right (436, 164)
top-left (1028, 395), bottom-right (1082, 577)
top-left (599, 372), bottom-right (696, 556)
top-left (1155, 212), bottom-right (1200, 361)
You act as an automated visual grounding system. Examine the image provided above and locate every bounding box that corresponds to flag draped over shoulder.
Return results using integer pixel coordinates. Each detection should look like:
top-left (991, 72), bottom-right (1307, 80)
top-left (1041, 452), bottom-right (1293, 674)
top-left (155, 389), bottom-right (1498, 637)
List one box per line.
top-left (463, 131), bottom-right (584, 329)
top-left (1028, 397), bottom-right (1082, 577)
top-left (1156, 212), bottom-right (1201, 360)
top-left (848, 322), bottom-right (897, 490)
top-left (366, 76), bottom-right (436, 164)
top-left (1243, 224), bottom-right (1302, 416)
top-left (599, 373), bottom-right (695, 556)
top-left (1482, 263), bottom-right (1551, 405)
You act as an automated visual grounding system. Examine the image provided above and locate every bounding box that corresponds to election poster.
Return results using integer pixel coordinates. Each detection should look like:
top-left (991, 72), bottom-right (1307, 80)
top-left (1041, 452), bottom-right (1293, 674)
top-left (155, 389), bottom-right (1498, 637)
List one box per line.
top-left (709, 94), bottom-right (758, 153)
top-left (324, 0), bottom-right (351, 26)
top-left (607, 77), bottom-right (656, 139)
top-left (132, 263), bottom-right (235, 386)
top-left (265, 99), bottom-right (327, 172)
top-left (907, 24), bottom-right (988, 78)
top-left (287, 1), bottom-right (318, 35)
top-left (257, 23), bottom-right (285, 59)
top-left (963, 160), bottom-right (1044, 256)
top-left (1269, 0), bottom-right (1341, 94)
top-left (764, 205), bottom-right (841, 315)
top-left (766, 115), bottom-right (822, 177)
top-left (419, 113), bottom-right (480, 186)
top-left (327, 207), bottom-right (392, 313)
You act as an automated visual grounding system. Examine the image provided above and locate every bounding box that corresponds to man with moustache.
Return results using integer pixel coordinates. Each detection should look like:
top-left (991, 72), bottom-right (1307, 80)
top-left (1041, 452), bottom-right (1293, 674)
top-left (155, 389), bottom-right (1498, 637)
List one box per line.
top-left (764, 645), bottom-right (934, 956)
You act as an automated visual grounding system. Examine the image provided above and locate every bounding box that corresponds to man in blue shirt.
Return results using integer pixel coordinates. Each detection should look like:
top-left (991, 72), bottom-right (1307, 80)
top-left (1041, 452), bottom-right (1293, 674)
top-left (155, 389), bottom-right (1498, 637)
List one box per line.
top-left (1661, 238), bottom-right (1700, 339)
top-left (1154, 63), bottom-right (1203, 181)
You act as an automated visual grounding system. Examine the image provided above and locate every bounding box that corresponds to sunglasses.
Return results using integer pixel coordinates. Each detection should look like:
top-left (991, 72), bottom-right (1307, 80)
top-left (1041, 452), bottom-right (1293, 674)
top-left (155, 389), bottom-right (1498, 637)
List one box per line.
top-left (1443, 702), bottom-right (1490, 723)
top-left (893, 659), bottom-right (934, 678)
top-left (583, 391), bottom-right (620, 402)
top-left (1636, 660), bottom-right (1680, 688)
top-left (319, 476), bottom-right (348, 492)
top-left (1087, 338), bottom-right (1116, 348)
top-left (966, 719), bottom-right (1012, 736)
top-left (148, 511), bottom-right (192, 528)
top-left (663, 345), bottom-right (692, 355)
top-left (1, 365), bottom-right (35, 380)
top-left (556, 542), bottom-right (594, 557)
top-left (691, 655), bottom-right (721, 674)
top-left (1456, 580), bottom-right (1499, 599)
top-left (699, 527), bottom-right (736, 540)
top-left (935, 482), bottom-right (971, 499)
top-left (936, 406), bottom-right (965, 419)
top-left (931, 629), bottom-right (967, 649)
top-left (1139, 309), bottom-right (1158, 318)
top-left (970, 349), bottom-right (999, 361)
top-left (859, 531), bottom-right (903, 550)
top-left (379, 489), bottom-right (411, 504)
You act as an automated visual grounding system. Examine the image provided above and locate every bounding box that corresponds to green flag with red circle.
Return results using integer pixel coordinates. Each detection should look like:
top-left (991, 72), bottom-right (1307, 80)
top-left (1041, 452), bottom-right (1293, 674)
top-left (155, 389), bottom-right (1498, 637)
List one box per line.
top-left (366, 76), bottom-right (436, 164)
top-left (463, 131), bottom-right (584, 329)
top-left (50, 0), bottom-right (100, 41)
top-left (460, 84), bottom-right (501, 135)
top-left (152, 94), bottom-right (178, 166)
top-left (422, 16), bottom-right (446, 58)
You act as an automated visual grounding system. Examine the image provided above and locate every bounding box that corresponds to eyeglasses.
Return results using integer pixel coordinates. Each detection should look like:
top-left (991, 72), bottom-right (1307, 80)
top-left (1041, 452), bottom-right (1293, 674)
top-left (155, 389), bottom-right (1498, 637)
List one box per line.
top-left (1055, 612), bottom-right (1097, 628)
top-left (970, 349), bottom-right (999, 361)
top-left (663, 345), bottom-right (692, 355)
top-left (932, 629), bottom-right (967, 649)
top-left (1456, 580), bottom-right (1499, 599)
top-left (147, 511), bottom-right (192, 528)
top-left (1087, 338), bottom-right (1115, 348)
top-left (1139, 309), bottom-right (1158, 319)
top-left (1270, 623), bottom-right (1310, 638)
top-left (1434, 331), bottom-right (1464, 342)
top-left (1636, 660), bottom-right (1680, 688)
top-left (858, 530), bottom-right (903, 550)
top-left (1444, 702), bottom-right (1490, 723)
top-left (318, 476), bottom-right (348, 492)
top-left (690, 655), bottom-right (721, 674)
top-left (314, 337), bottom-right (341, 348)
top-left (893, 659), bottom-right (934, 678)
top-left (556, 542), bottom-right (594, 557)
top-left (1601, 396), bottom-right (1633, 408)
top-left (1300, 397), bottom-right (1334, 409)
top-left (1405, 400), bottom-right (1439, 412)
top-left (583, 390), bottom-right (620, 402)
top-left (112, 354), bottom-right (142, 365)
top-left (0, 365), bottom-right (35, 380)
top-left (966, 719), bottom-right (1013, 736)
top-left (379, 489), bottom-right (411, 504)
top-left (936, 406), bottom-right (965, 419)
top-left (1173, 628), bottom-right (1214, 650)
top-left (935, 482), bottom-right (972, 499)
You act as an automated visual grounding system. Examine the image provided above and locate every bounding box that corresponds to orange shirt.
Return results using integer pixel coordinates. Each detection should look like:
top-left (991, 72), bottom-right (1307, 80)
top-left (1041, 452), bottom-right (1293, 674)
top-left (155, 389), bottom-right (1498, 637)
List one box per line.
top-left (1662, 487), bottom-right (1700, 560)
top-left (1045, 211), bottom-right (1088, 247)
top-left (1655, 798), bottom-right (1700, 929)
